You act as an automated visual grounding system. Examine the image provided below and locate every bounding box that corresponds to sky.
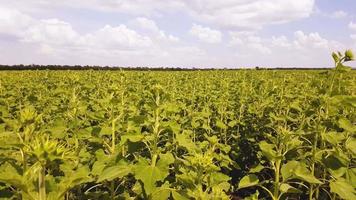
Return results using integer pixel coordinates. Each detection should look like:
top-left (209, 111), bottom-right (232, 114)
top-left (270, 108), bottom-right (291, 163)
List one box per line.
top-left (0, 0), bottom-right (356, 68)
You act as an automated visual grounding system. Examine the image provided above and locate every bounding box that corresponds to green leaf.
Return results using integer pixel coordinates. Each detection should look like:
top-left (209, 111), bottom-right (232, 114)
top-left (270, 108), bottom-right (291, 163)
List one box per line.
top-left (282, 161), bottom-right (321, 184)
top-left (281, 161), bottom-right (299, 181)
top-left (338, 118), bottom-right (356, 132)
top-left (244, 190), bottom-right (259, 200)
top-left (134, 158), bottom-right (170, 195)
top-left (332, 52), bottom-right (339, 63)
top-left (0, 131), bottom-right (21, 148)
top-left (259, 141), bottom-right (277, 161)
top-left (168, 121), bottom-right (181, 134)
top-left (249, 164), bottom-right (264, 173)
top-left (176, 132), bottom-right (197, 151)
top-left (346, 168), bottom-right (356, 188)
top-left (330, 179), bottom-right (356, 200)
top-left (99, 125), bottom-right (112, 136)
top-left (157, 153), bottom-right (175, 170)
top-left (97, 160), bottom-right (132, 182)
top-left (279, 183), bottom-right (300, 194)
top-left (323, 155), bottom-right (347, 178)
top-left (55, 166), bottom-right (92, 199)
top-left (290, 101), bottom-right (302, 112)
top-left (336, 63), bottom-right (352, 72)
top-left (172, 191), bottom-right (189, 200)
top-left (228, 120), bottom-right (237, 127)
top-left (216, 120), bottom-right (227, 129)
top-left (294, 164), bottom-right (322, 184)
top-left (210, 172), bottom-right (230, 186)
top-left (238, 174), bottom-right (259, 189)
top-left (120, 134), bottom-right (144, 145)
top-left (0, 163), bottom-right (24, 189)
top-left (346, 138), bottom-right (356, 156)
top-left (49, 125), bottom-right (67, 139)
top-left (150, 184), bottom-right (171, 200)
top-left (322, 132), bottom-right (345, 145)
top-left (286, 137), bottom-right (303, 151)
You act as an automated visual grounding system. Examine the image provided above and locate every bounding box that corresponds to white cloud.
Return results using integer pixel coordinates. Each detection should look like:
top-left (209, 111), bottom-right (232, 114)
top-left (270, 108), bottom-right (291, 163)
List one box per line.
top-left (228, 30), bottom-right (345, 62)
top-left (173, 46), bottom-right (205, 56)
top-left (229, 31), bottom-right (271, 54)
top-left (330, 10), bottom-right (348, 19)
top-left (247, 42), bottom-right (271, 54)
top-left (229, 31), bottom-right (252, 46)
top-left (131, 17), bottom-right (160, 33)
top-left (349, 21), bottom-right (356, 31)
top-left (293, 31), bottom-right (328, 49)
top-left (190, 24), bottom-right (222, 44)
top-left (2, 0), bottom-right (316, 29)
top-left (351, 34), bottom-right (356, 40)
top-left (80, 25), bottom-right (152, 50)
top-left (22, 19), bottom-right (79, 46)
top-left (246, 35), bottom-right (272, 54)
top-left (272, 36), bottom-right (291, 47)
top-left (0, 7), bottom-right (34, 36)
top-left (184, 0), bottom-right (315, 29)
top-left (20, 19), bottom-right (154, 56)
top-left (0, 6), bottom-right (206, 66)
top-left (271, 31), bottom-right (344, 52)
top-left (0, 0), bottom-right (185, 16)
top-left (129, 17), bottom-right (179, 42)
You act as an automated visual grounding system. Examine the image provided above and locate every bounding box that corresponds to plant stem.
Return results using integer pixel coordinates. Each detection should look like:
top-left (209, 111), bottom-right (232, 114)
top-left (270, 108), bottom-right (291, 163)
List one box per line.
top-left (273, 159), bottom-right (281, 199)
top-left (151, 154), bottom-right (158, 167)
top-left (39, 165), bottom-right (46, 200)
top-left (110, 181), bottom-right (115, 200)
top-left (111, 118), bottom-right (116, 153)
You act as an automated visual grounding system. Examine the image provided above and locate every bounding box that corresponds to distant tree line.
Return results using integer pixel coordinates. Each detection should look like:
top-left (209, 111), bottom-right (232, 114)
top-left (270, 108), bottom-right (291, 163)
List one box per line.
top-left (0, 64), bottom-right (341, 71)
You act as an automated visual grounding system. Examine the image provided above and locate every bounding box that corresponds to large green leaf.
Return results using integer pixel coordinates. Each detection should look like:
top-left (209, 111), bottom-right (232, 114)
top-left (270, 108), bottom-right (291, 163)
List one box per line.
top-left (176, 132), bottom-right (197, 151)
top-left (150, 182), bottom-right (172, 200)
top-left (151, 189), bottom-right (171, 200)
top-left (281, 161), bottom-right (321, 184)
top-left (330, 179), bottom-right (356, 200)
top-left (259, 141), bottom-right (277, 161)
top-left (322, 155), bottom-right (347, 178)
top-left (0, 163), bottom-right (24, 189)
top-left (249, 164), bottom-right (264, 173)
top-left (134, 155), bottom-right (172, 195)
top-left (209, 172), bottom-right (230, 187)
top-left (157, 152), bottom-right (175, 169)
top-left (346, 168), bottom-right (356, 188)
top-left (322, 132), bottom-right (345, 145)
top-left (238, 174), bottom-right (259, 189)
top-left (294, 164), bottom-right (322, 184)
top-left (279, 183), bottom-right (300, 194)
top-left (346, 138), bottom-right (356, 156)
top-left (120, 134), bottom-right (144, 145)
top-left (281, 161), bottom-right (299, 181)
top-left (216, 120), bottom-right (227, 129)
top-left (172, 191), bottom-right (189, 200)
top-left (338, 118), bottom-right (355, 132)
top-left (54, 166), bottom-right (92, 199)
top-left (97, 160), bottom-right (132, 182)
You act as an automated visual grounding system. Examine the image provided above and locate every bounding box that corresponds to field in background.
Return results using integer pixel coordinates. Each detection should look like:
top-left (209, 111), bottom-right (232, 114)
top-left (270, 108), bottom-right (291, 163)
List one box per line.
top-left (0, 70), bottom-right (355, 200)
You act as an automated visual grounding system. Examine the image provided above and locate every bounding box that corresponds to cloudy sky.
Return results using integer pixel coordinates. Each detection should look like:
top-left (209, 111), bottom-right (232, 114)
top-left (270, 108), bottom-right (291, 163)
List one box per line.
top-left (0, 0), bottom-right (356, 68)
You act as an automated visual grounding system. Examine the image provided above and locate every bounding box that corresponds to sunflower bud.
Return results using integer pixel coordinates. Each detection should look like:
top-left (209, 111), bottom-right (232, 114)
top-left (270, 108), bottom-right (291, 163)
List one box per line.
top-left (345, 49), bottom-right (354, 61)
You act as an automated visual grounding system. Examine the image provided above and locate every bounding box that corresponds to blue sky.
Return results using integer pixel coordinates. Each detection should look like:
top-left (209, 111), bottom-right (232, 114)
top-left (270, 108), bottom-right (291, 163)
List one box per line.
top-left (0, 0), bottom-right (355, 68)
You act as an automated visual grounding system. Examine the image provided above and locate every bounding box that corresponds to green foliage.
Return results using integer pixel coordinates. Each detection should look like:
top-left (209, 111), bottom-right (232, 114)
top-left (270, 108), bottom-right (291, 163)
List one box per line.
top-left (0, 61), bottom-right (355, 199)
